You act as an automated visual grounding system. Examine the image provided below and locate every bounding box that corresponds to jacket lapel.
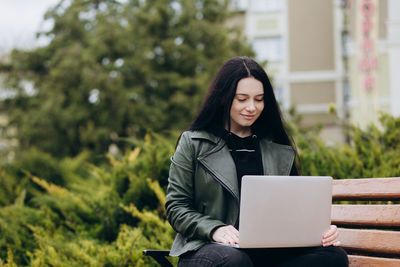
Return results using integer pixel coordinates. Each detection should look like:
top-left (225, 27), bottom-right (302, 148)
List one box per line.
top-left (197, 141), bottom-right (239, 201)
top-left (259, 139), bottom-right (296, 176)
top-left (193, 131), bottom-right (295, 201)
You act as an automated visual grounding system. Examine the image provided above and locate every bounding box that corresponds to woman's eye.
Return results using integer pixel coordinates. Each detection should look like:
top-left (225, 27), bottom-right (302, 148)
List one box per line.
top-left (237, 99), bottom-right (246, 102)
top-left (256, 98), bottom-right (264, 102)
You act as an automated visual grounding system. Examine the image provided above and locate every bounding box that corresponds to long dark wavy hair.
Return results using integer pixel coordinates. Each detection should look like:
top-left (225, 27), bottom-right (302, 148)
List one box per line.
top-left (190, 56), bottom-right (295, 147)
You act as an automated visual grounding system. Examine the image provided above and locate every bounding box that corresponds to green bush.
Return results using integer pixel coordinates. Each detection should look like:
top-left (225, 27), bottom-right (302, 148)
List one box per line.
top-left (0, 149), bottom-right (90, 207)
top-left (0, 134), bottom-right (176, 266)
top-left (1, 115), bottom-right (400, 266)
top-left (293, 114), bottom-right (400, 178)
top-left (0, 205), bottom-right (52, 265)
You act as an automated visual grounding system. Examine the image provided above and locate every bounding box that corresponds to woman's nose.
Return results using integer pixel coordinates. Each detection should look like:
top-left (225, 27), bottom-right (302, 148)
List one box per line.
top-left (246, 101), bottom-right (256, 112)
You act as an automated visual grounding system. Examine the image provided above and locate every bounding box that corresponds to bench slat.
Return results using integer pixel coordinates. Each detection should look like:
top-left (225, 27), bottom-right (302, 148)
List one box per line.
top-left (338, 228), bottom-right (400, 255)
top-left (348, 255), bottom-right (400, 267)
top-left (332, 204), bottom-right (400, 226)
top-left (333, 178), bottom-right (400, 200)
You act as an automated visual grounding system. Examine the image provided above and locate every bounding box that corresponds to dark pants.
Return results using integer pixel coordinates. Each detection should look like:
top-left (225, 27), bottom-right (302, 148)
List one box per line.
top-left (178, 243), bottom-right (348, 267)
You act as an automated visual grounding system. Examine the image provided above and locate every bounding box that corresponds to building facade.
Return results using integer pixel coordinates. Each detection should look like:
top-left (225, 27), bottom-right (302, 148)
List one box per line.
top-left (231, 0), bottom-right (400, 142)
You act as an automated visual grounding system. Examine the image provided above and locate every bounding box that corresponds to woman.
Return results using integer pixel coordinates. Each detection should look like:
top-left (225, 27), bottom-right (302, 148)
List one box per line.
top-left (165, 57), bottom-right (348, 266)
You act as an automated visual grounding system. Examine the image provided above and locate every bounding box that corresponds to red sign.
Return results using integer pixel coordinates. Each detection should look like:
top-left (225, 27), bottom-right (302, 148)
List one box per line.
top-left (358, 0), bottom-right (378, 92)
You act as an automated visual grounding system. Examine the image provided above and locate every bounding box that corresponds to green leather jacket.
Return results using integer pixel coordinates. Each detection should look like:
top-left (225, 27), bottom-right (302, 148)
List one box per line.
top-left (165, 130), bottom-right (296, 257)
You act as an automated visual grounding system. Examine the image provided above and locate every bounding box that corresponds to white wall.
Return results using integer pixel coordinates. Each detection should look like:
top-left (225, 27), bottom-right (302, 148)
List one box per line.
top-left (388, 0), bottom-right (400, 116)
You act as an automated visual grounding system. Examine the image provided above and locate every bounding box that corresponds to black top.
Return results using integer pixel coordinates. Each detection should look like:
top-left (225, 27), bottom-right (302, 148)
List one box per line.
top-left (222, 131), bottom-right (264, 194)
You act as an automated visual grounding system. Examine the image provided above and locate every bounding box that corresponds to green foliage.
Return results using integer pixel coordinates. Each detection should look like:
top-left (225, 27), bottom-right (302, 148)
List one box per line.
top-left (0, 0), bottom-right (253, 158)
top-left (1, 115), bottom-right (400, 265)
top-left (290, 113), bottom-right (400, 178)
top-left (0, 170), bottom-right (25, 207)
top-left (0, 149), bottom-right (89, 207)
top-left (0, 249), bottom-right (18, 267)
top-left (25, 223), bottom-right (172, 267)
top-left (0, 134), bottom-right (176, 266)
top-left (0, 206), bottom-right (52, 265)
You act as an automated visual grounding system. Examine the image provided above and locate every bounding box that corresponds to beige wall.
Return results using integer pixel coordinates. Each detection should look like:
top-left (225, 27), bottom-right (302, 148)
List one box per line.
top-left (288, 0), bottom-right (335, 71)
top-left (290, 82), bottom-right (336, 105)
top-left (227, 11), bottom-right (246, 31)
top-left (379, 0), bottom-right (387, 39)
top-left (348, 1), bottom-right (357, 40)
top-left (301, 113), bottom-right (338, 126)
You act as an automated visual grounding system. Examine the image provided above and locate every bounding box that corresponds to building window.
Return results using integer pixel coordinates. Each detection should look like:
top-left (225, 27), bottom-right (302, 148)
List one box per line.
top-left (342, 32), bottom-right (350, 57)
top-left (253, 37), bottom-right (283, 62)
top-left (250, 0), bottom-right (283, 12)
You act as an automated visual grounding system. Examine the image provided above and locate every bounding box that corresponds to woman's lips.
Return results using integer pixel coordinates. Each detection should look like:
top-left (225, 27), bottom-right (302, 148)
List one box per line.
top-left (242, 114), bottom-right (255, 120)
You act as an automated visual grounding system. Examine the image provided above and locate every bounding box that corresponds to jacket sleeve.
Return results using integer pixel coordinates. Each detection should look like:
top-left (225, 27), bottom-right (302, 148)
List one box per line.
top-left (165, 132), bottom-right (225, 241)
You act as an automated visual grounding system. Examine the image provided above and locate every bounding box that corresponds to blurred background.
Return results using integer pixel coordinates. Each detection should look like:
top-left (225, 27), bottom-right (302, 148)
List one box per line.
top-left (229, 0), bottom-right (400, 143)
top-left (0, 0), bottom-right (399, 266)
top-left (1, 0), bottom-right (400, 160)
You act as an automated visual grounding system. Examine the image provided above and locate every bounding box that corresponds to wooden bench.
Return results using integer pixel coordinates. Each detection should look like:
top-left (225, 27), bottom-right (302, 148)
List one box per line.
top-left (144, 177), bottom-right (400, 266)
top-left (332, 177), bottom-right (400, 266)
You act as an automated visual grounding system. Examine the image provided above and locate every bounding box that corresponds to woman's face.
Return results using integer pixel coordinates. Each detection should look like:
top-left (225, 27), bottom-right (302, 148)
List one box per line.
top-left (229, 77), bottom-right (264, 137)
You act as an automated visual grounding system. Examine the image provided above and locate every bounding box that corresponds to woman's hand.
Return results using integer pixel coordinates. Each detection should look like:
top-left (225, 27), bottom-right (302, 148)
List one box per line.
top-left (212, 225), bottom-right (239, 244)
top-left (322, 225), bottom-right (341, 247)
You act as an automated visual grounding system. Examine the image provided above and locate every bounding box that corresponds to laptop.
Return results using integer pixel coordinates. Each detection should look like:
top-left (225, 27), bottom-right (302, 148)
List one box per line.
top-left (218, 175), bottom-right (332, 248)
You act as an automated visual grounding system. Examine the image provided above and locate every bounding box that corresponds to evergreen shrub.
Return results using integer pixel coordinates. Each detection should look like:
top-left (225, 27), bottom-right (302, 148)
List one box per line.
top-left (1, 115), bottom-right (400, 266)
top-left (0, 134), bottom-right (176, 266)
top-left (291, 114), bottom-right (400, 178)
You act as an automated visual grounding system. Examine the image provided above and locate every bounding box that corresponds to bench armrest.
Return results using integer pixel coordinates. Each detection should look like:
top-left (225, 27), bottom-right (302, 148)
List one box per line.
top-left (142, 250), bottom-right (173, 267)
